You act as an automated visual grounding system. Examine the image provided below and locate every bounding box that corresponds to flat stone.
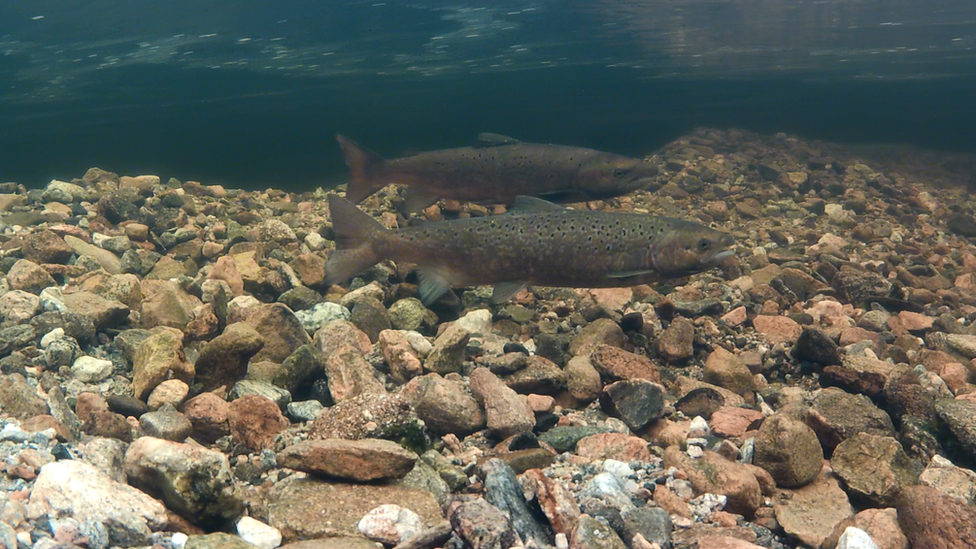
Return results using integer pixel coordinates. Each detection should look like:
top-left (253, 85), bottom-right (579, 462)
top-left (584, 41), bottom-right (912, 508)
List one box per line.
top-left (663, 446), bottom-right (762, 516)
top-left (896, 485), bottom-right (976, 549)
top-left (775, 471), bottom-right (854, 548)
top-left (277, 439), bottom-right (418, 481)
top-left (589, 344), bottom-right (660, 382)
top-left (600, 379), bottom-right (666, 431)
top-left (832, 433), bottom-right (920, 506)
top-left (709, 407), bottom-right (764, 438)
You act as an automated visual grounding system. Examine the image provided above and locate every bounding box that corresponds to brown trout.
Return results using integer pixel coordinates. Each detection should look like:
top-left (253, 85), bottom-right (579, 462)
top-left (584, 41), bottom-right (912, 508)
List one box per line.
top-left (325, 194), bottom-right (735, 305)
top-left (336, 133), bottom-right (657, 212)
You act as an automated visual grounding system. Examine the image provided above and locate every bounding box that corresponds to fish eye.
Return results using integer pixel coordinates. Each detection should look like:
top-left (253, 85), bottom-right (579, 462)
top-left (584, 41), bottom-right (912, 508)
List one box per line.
top-left (698, 238), bottom-right (711, 251)
top-left (612, 168), bottom-right (630, 178)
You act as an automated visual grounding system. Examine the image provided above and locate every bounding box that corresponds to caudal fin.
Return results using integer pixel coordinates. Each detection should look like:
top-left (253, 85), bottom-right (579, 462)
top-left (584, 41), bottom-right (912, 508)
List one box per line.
top-left (336, 134), bottom-right (387, 203)
top-left (325, 194), bottom-right (388, 285)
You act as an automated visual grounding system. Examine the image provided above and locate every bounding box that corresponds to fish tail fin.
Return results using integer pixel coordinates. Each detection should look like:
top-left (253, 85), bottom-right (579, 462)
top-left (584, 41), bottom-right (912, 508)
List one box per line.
top-left (325, 194), bottom-right (388, 285)
top-left (336, 134), bottom-right (387, 203)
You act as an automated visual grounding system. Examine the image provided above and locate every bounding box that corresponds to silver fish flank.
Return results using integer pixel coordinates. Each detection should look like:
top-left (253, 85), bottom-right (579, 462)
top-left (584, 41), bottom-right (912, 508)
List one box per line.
top-left (325, 194), bottom-right (736, 305)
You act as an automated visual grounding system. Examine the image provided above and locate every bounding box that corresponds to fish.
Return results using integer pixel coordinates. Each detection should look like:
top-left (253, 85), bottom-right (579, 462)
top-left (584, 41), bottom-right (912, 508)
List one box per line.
top-left (336, 133), bottom-right (658, 212)
top-left (325, 194), bottom-right (735, 305)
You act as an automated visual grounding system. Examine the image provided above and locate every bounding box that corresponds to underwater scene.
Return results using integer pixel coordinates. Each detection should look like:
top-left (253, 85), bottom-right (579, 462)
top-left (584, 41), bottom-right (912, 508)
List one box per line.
top-left (1, 2), bottom-right (976, 549)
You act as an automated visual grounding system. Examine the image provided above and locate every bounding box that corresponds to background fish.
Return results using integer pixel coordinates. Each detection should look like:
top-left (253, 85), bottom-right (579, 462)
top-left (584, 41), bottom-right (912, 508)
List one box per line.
top-left (326, 194), bottom-right (735, 305)
top-left (336, 133), bottom-right (658, 212)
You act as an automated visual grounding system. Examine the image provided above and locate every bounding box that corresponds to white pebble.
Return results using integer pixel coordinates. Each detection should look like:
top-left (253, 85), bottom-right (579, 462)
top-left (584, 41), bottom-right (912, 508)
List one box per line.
top-left (171, 532), bottom-right (188, 549)
top-left (555, 533), bottom-right (569, 549)
top-left (358, 504), bottom-right (422, 545)
top-left (686, 445), bottom-right (704, 458)
top-left (455, 309), bottom-right (492, 335)
top-left (40, 328), bottom-right (65, 348)
top-left (837, 527), bottom-right (878, 549)
top-left (70, 356), bottom-right (114, 383)
top-left (689, 415), bottom-right (710, 434)
top-left (236, 516), bottom-right (282, 549)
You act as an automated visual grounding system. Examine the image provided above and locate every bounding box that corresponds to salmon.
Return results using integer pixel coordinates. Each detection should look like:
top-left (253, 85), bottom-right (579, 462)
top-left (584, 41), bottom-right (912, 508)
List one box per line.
top-left (336, 133), bottom-right (658, 212)
top-left (325, 194), bottom-right (735, 304)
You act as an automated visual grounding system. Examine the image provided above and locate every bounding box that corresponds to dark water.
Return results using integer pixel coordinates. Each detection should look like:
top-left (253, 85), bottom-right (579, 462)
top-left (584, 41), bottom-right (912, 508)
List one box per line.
top-left (1, 1), bottom-right (975, 190)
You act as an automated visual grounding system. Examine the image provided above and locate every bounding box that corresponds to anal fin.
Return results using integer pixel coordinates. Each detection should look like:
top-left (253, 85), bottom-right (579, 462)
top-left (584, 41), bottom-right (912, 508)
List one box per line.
top-left (491, 281), bottom-right (527, 304)
top-left (403, 188), bottom-right (441, 213)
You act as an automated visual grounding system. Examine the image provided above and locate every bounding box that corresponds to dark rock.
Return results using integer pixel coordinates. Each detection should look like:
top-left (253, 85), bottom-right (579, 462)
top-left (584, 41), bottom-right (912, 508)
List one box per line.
top-left (675, 387), bottom-right (726, 420)
top-left (804, 387), bottom-right (896, 457)
top-left (832, 266), bottom-right (894, 307)
top-left (935, 398), bottom-right (976, 457)
top-left (349, 297), bottom-right (391, 342)
top-left (481, 459), bottom-right (552, 546)
top-left (538, 426), bottom-right (611, 453)
top-left (832, 433), bottom-right (920, 506)
top-left (600, 379), bottom-right (666, 431)
top-left (0, 325), bottom-right (36, 357)
top-left (621, 506), bottom-right (674, 549)
top-left (107, 395), bottom-right (150, 418)
top-left (449, 498), bottom-right (518, 549)
top-left (0, 373), bottom-right (48, 419)
top-left (792, 327), bottom-right (840, 366)
top-left (947, 212), bottom-right (976, 238)
top-left (277, 286), bottom-right (321, 312)
top-left (820, 365), bottom-right (887, 397)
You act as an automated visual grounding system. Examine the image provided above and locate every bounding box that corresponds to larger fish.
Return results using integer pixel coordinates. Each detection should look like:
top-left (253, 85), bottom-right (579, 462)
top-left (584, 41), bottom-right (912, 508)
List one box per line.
top-left (336, 133), bottom-right (658, 212)
top-left (325, 194), bottom-right (735, 305)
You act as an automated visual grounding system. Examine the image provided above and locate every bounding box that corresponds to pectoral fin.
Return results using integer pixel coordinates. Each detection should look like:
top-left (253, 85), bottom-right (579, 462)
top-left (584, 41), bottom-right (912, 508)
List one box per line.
top-left (476, 133), bottom-right (521, 147)
top-left (491, 281), bottom-right (527, 303)
top-left (606, 269), bottom-right (657, 279)
top-left (403, 188), bottom-right (441, 213)
top-left (417, 270), bottom-right (453, 305)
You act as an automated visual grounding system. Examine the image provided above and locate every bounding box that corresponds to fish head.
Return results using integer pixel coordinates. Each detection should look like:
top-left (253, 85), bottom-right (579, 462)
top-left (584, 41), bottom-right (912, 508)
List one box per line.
top-left (577, 157), bottom-right (657, 198)
top-left (650, 224), bottom-right (736, 277)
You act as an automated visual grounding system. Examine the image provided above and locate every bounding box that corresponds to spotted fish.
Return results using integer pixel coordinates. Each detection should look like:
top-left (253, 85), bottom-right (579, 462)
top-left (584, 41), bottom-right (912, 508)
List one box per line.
top-left (336, 133), bottom-right (657, 212)
top-left (325, 194), bottom-right (735, 305)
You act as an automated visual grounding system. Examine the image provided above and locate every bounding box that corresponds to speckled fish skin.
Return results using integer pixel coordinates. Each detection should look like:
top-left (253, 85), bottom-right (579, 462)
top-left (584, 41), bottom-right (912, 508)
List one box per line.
top-left (326, 194), bottom-right (735, 305)
top-left (336, 133), bottom-right (657, 211)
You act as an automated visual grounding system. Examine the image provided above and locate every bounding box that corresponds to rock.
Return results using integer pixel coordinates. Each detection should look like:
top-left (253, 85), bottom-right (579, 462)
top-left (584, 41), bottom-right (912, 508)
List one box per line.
top-left (832, 266), bottom-right (893, 307)
top-left (124, 436), bottom-right (244, 526)
top-left (571, 514), bottom-right (628, 549)
top-left (295, 301), bottom-right (350, 334)
top-left (185, 533), bottom-right (256, 549)
top-left (27, 460), bottom-right (167, 548)
top-left (708, 406), bottom-right (764, 438)
top-left (69, 355), bottom-right (113, 383)
top-left (576, 433), bottom-right (651, 462)
top-left (236, 516), bottom-right (282, 549)
top-left (379, 329), bottom-right (423, 384)
top-left (831, 433), bottom-right (920, 506)
top-left (271, 344), bottom-right (326, 393)
top-left (896, 485), bottom-right (976, 549)
top-left (6, 259), bottom-right (56, 294)
top-left (67, 234), bottom-right (123, 273)
top-left (0, 373), bottom-right (49, 420)
top-left (278, 439), bottom-right (417, 481)
top-left (449, 498), bottom-right (518, 549)
top-left (287, 400), bottom-right (324, 423)
top-left (388, 298), bottom-right (428, 331)
top-left (424, 323), bottom-right (470, 375)
top-left (183, 392), bottom-right (231, 444)
top-left (837, 527), bottom-right (880, 549)
top-left (195, 322), bottom-right (264, 392)
top-left (62, 290), bottom-right (130, 330)
top-left (324, 345), bottom-right (385, 402)
top-left (262, 476), bottom-right (442, 542)
top-left (663, 446), bottom-right (762, 516)
top-left (934, 398), bottom-right (976, 456)
top-left (0, 325), bottom-right (36, 357)
top-left (0, 290), bottom-right (39, 324)
top-left (245, 303), bottom-right (313, 364)
top-left (358, 504), bottom-right (423, 545)
top-left (569, 318), bottom-right (628, 357)
top-left (945, 334), bottom-right (976, 359)
top-left (139, 408), bottom-right (194, 441)
top-left (704, 346), bottom-right (756, 399)
top-left (522, 468), bottom-right (581, 536)
top-left (139, 280), bottom-right (203, 330)
top-left (308, 393), bottom-right (422, 443)
top-left (793, 327), bottom-right (841, 366)
top-left (844, 508), bottom-right (910, 549)
top-left (469, 367), bottom-right (535, 438)
top-left (315, 319), bottom-right (373, 357)
top-left (132, 327), bottom-right (194, 400)
top-left (565, 355), bottom-right (603, 402)
top-left (589, 344), bottom-right (660, 382)
top-left (482, 459), bottom-right (552, 545)
top-left (919, 454), bottom-right (976, 505)
top-left (349, 297), bottom-right (392, 342)
top-left (228, 395), bottom-right (290, 452)
top-left (403, 373), bottom-right (485, 436)
top-left (658, 316), bottom-right (695, 363)
top-left (147, 378), bottom-right (190, 410)
top-left (599, 379), bottom-right (666, 431)
top-left (805, 387), bottom-right (896, 456)
top-left (538, 426), bottom-right (610, 453)
top-left (753, 414), bottom-right (823, 488)
top-left (774, 470), bottom-right (854, 548)
top-left (22, 230), bottom-right (74, 264)
top-left (621, 506), bottom-right (674, 549)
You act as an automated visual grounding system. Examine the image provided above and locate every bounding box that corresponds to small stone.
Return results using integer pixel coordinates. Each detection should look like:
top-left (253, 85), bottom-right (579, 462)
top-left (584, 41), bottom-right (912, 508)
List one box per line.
top-left (358, 504), bottom-right (423, 545)
top-left (663, 446), bottom-right (762, 516)
top-left (132, 327), bottom-right (194, 400)
top-left (571, 514), bottom-right (627, 549)
top-left (565, 355), bottom-right (603, 402)
top-left (832, 433), bottom-right (921, 506)
top-left (183, 392), bottom-right (231, 444)
top-left (576, 432), bottom-right (652, 462)
top-left (704, 346), bottom-right (756, 399)
top-left (600, 379), bottom-right (666, 431)
top-left (0, 290), bottom-right (39, 324)
top-left (709, 406), bottom-right (764, 438)
top-left (424, 323), bottom-right (470, 375)
top-left (286, 400), bottom-right (324, 423)
top-left (753, 314), bottom-right (802, 343)
top-left (147, 379), bottom-right (190, 410)
top-left (195, 323), bottom-right (264, 392)
top-left (388, 298), bottom-right (427, 331)
top-left (455, 309), bottom-right (492, 335)
top-left (469, 367), bottom-right (534, 438)
top-left (837, 527), bottom-right (879, 549)
top-left (69, 355), bottom-right (113, 383)
top-left (403, 373), bottom-right (485, 436)
top-left (228, 395), bottom-right (290, 452)
top-left (139, 408), bottom-right (194, 441)
top-left (294, 301), bottom-right (350, 334)
top-left (793, 327), bottom-right (841, 366)
top-left (775, 471), bottom-right (854, 548)
top-left (569, 318), bottom-right (628, 357)
top-left (753, 414), bottom-right (823, 488)
top-left (589, 344), bottom-right (660, 382)
top-left (658, 316), bottom-right (695, 363)
top-left (278, 438), bottom-right (418, 481)
top-left (449, 498), bottom-right (517, 549)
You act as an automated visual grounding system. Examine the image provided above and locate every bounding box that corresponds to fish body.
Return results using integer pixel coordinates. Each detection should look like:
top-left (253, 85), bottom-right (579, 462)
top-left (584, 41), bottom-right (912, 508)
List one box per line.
top-left (336, 133), bottom-right (657, 211)
top-left (326, 194), bottom-right (735, 305)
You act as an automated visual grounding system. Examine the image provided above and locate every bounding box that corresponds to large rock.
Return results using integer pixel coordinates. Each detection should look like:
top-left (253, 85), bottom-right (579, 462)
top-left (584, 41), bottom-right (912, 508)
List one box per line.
top-left (402, 373), bottom-right (485, 436)
top-left (324, 345), bottom-right (386, 402)
top-left (704, 346), bottom-right (756, 399)
top-left (805, 387), bottom-right (895, 456)
top-left (308, 393), bottom-right (423, 444)
top-left (245, 303), bottom-right (312, 364)
top-left (663, 446), bottom-right (762, 516)
top-left (589, 344), bottom-right (660, 382)
top-left (195, 322), bottom-right (264, 392)
top-left (0, 373), bottom-right (49, 420)
top-left (935, 398), bottom-right (976, 456)
top-left (775, 470), bottom-right (854, 548)
top-left (277, 439), bottom-right (418, 481)
top-left (139, 280), bottom-right (203, 330)
top-left (132, 327), bottom-right (194, 400)
top-left (228, 394), bottom-right (290, 452)
top-left (753, 414), bottom-right (823, 488)
top-left (831, 433), bottom-right (921, 506)
top-left (62, 290), bottom-right (130, 330)
top-left (124, 436), bottom-right (244, 526)
top-left (449, 498), bottom-right (518, 549)
top-left (424, 323), bottom-right (470, 375)
top-left (27, 460), bottom-right (167, 548)
top-left (469, 367), bottom-right (534, 438)
top-left (897, 485), bottom-right (976, 549)
top-left (6, 259), bottom-right (56, 294)
top-left (599, 379), bottom-right (666, 431)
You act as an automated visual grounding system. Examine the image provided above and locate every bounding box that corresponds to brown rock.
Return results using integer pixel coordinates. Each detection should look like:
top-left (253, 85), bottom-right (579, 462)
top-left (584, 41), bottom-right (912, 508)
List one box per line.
top-left (804, 387), bottom-right (896, 456)
top-left (308, 393), bottom-right (417, 441)
top-left (897, 485), bottom-right (976, 549)
top-left (402, 373), bottom-right (485, 436)
top-left (704, 346), bottom-right (756, 399)
top-left (227, 395), bottom-right (289, 452)
top-left (774, 470), bottom-right (853, 548)
top-left (663, 446), bottom-right (762, 516)
top-left (378, 329), bottom-right (423, 384)
top-left (182, 392), bottom-right (231, 444)
top-left (0, 373), bottom-right (49, 420)
top-left (653, 484), bottom-right (691, 518)
top-left (84, 410), bottom-right (134, 441)
top-left (469, 367), bottom-right (534, 438)
top-left (752, 315), bottom-right (802, 344)
top-left (23, 230), bottom-right (74, 264)
top-left (589, 344), bottom-right (660, 382)
top-left (207, 255), bottom-right (245, 295)
top-left (709, 407), bottom-right (765, 438)
top-left (132, 327), bottom-right (194, 401)
top-left (576, 433), bottom-right (652, 462)
top-left (6, 259), bottom-right (56, 294)
top-left (139, 280), bottom-right (203, 330)
top-left (822, 508), bottom-right (909, 549)
top-left (277, 439), bottom-right (417, 481)
top-left (290, 253), bottom-right (327, 289)
top-left (324, 345), bottom-right (386, 402)
top-left (898, 311), bottom-right (933, 333)
top-left (62, 290), bottom-right (130, 330)
top-left (658, 316), bottom-right (695, 363)
top-left (831, 433), bottom-right (920, 506)
top-left (194, 322), bottom-right (264, 392)
top-left (753, 414), bottom-right (823, 488)
top-left (570, 514), bottom-right (627, 549)
top-left (564, 356), bottom-right (603, 402)
top-left (423, 323), bottom-right (470, 375)
top-left (522, 468), bottom-right (581, 535)
top-left (448, 498), bottom-right (517, 549)
top-left (245, 303), bottom-right (312, 364)
top-left (314, 319), bottom-right (373, 357)
top-left (569, 318), bottom-right (628, 357)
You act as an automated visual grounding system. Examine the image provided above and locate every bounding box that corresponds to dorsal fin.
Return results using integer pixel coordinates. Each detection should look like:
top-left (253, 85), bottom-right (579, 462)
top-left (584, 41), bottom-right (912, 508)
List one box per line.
top-left (511, 195), bottom-right (566, 212)
top-left (476, 133), bottom-right (521, 147)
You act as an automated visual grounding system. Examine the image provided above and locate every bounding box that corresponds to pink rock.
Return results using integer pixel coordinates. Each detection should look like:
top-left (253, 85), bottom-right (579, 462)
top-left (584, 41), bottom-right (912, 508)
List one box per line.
top-left (852, 508), bottom-right (909, 549)
top-left (898, 311), bottom-right (934, 333)
top-left (752, 315), bottom-right (802, 344)
top-left (575, 433), bottom-right (652, 462)
top-left (183, 392), bottom-right (231, 444)
top-left (7, 259), bottom-right (56, 294)
top-left (653, 484), bottom-right (691, 518)
top-left (469, 367), bottom-right (534, 438)
top-left (325, 345), bottom-right (387, 403)
top-left (589, 344), bottom-right (660, 383)
top-left (379, 330), bottom-right (423, 385)
top-left (939, 363), bottom-right (970, 395)
top-left (721, 306), bottom-right (748, 327)
top-left (522, 469), bottom-right (581, 535)
top-left (774, 470), bottom-right (853, 548)
top-left (278, 439), bottom-right (417, 482)
top-left (710, 407), bottom-right (765, 438)
top-left (584, 288), bottom-right (633, 312)
top-left (527, 394), bottom-right (555, 413)
top-left (208, 255), bottom-right (245, 295)
top-left (228, 395), bottom-right (290, 452)
top-left (658, 317), bottom-right (695, 363)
